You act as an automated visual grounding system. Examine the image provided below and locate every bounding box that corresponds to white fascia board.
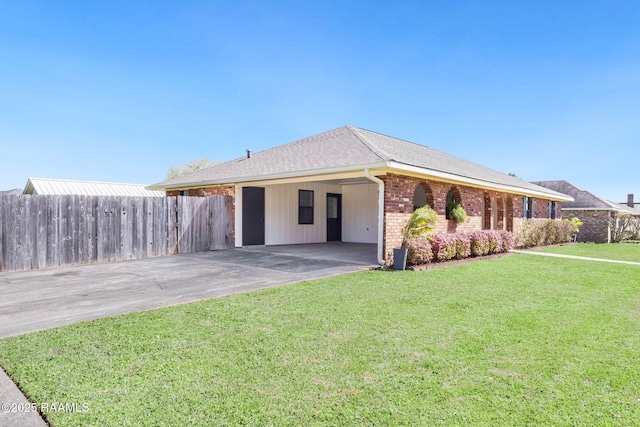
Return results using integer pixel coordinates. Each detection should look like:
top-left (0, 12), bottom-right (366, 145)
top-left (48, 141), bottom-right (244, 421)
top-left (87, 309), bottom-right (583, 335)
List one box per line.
top-left (152, 160), bottom-right (573, 202)
top-left (387, 162), bottom-right (575, 202)
top-left (152, 163), bottom-right (389, 190)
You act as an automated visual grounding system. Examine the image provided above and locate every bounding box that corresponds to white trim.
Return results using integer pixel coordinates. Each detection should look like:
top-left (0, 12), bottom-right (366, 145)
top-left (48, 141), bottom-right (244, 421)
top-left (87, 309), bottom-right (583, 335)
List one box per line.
top-left (364, 169), bottom-right (385, 266)
top-left (148, 163), bottom-right (389, 190)
top-left (150, 162), bottom-right (573, 203)
top-left (234, 185), bottom-right (243, 247)
top-left (386, 162), bottom-right (574, 202)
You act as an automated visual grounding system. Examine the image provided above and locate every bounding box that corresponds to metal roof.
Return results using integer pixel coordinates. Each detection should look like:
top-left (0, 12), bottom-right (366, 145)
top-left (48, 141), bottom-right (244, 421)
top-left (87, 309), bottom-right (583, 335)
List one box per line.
top-left (24, 178), bottom-right (165, 197)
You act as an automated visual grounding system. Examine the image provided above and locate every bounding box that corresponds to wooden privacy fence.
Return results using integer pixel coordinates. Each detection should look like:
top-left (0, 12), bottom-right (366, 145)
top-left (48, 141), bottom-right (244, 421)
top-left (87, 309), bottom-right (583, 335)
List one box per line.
top-left (0, 194), bottom-right (233, 272)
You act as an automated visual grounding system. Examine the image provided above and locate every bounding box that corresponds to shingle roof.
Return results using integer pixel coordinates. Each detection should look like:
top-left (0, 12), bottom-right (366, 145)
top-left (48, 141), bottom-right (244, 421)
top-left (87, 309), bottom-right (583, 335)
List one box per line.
top-left (533, 180), bottom-right (640, 215)
top-left (532, 180), bottom-right (610, 209)
top-left (606, 200), bottom-right (640, 216)
top-left (150, 125), bottom-right (570, 199)
top-left (24, 178), bottom-right (165, 197)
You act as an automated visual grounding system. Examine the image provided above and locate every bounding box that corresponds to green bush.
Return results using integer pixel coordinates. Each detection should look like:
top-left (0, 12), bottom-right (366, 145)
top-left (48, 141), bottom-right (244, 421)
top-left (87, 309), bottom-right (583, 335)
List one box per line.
top-left (403, 206), bottom-right (438, 241)
top-left (446, 202), bottom-right (468, 224)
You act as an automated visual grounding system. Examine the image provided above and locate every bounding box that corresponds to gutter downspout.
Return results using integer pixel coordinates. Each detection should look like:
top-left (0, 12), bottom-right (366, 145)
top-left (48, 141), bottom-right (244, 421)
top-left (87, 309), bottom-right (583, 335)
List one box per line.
top-left (364, 169), bottom-right (385, 266)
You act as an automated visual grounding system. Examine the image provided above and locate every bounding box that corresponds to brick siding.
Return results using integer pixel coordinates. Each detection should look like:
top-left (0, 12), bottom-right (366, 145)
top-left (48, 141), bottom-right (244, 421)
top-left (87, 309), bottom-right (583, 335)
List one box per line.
top-left (380, 173), bottom-right (563, 263)
top-left (564, 209), bottom-right (611, 243)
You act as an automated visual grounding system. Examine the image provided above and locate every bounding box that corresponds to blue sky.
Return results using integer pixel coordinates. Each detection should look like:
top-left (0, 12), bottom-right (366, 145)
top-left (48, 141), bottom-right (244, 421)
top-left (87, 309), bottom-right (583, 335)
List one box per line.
top-left (1, 1), bottom-right (638, 202)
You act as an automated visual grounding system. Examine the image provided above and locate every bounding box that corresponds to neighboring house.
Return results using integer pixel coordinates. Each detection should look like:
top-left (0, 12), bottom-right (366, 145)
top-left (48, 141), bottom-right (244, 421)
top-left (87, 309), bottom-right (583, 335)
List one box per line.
top-left (24, 178), bottom-right (165, 197)
top-left (149, 125), bottom-right (572, 263)
top-left (622, 194), bottom-right (640, 209)
top-left (0, 188), bottom-right (22, 195)
top-left (533, 180), bottom-right (640, 243)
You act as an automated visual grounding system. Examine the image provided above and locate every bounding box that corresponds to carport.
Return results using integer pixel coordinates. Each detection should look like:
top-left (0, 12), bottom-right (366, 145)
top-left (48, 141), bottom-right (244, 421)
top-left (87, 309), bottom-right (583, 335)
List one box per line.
top-left (0, 243), bottom-right (376, 338)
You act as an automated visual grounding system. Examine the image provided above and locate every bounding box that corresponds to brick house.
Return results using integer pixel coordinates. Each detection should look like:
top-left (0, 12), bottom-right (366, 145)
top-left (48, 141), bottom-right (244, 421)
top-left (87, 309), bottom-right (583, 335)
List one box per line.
top-left (534, 180), bottom-right (640, 243)
top-left (149, 126), bottom-right (572, 264)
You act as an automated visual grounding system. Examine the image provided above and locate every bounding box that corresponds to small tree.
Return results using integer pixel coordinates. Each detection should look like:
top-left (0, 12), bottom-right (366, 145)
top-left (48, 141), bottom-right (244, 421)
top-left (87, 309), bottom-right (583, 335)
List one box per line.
top-left (402, 206), bottom-right (438, 267)
top-left (166, 157), bottom-right (222, 179)
top-left (628, 218), bottom-right (640, 240)
top-left (403, 206), bottom-right (437, 242)
top-left (609, 213), bottom-right (637, 243)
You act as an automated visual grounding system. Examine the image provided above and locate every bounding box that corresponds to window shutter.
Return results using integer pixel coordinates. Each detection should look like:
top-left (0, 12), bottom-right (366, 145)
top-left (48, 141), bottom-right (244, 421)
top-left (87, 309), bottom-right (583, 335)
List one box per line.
top-left (548, 202), bottom-right (552, 219)
top-left (523, 197), bottom-right (528, 219)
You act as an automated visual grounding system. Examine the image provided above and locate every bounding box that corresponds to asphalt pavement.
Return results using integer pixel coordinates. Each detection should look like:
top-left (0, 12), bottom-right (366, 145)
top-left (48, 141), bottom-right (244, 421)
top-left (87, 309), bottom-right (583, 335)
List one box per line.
top-left (0, 243), bottom-right (376, 427)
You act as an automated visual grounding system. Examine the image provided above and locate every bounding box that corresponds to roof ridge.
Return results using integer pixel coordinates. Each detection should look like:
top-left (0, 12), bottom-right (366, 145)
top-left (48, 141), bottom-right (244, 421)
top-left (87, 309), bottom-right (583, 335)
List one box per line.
top-left (568, 181), bottom-right (613, 207)
top-left (28, 177), bottom-right (151, 186)
top-left (345, 125), bottom-right (390, 161)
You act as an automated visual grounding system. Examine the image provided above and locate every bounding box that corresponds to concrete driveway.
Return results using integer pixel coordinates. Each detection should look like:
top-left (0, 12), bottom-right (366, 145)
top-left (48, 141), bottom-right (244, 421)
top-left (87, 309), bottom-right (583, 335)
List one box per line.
top-left (0, 243), bottom-right (376, 338)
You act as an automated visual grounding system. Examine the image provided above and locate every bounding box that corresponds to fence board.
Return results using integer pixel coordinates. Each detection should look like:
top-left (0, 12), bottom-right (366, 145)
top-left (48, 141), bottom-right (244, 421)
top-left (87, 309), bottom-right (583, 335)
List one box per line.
top-left (210, 195), bottom-right (233, 250)
top-left (0, 194), bottom-right (232, 272)
top-left (17, 196), bottom-right (28, 271)
top-left (134, 197), bottom-right (144, 260)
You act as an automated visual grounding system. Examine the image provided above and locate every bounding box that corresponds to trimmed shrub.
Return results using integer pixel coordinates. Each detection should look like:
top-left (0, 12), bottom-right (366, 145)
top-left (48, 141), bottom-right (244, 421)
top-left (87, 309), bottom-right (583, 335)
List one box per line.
top-left (496, 230), bottom-right (515, 253)
top-left (516, 219), bottom-right (577, 248)
top-left (405, 236), bottom-right (433, 266)
top-left (469, 231), bottom-right (490, 257)
top-left (403, 230), bottom-right (515, 266)
top-left (431, 234), bottom-right (458, 262)
top-left (431, 233), bottom-right (473, 262)
top-left (454, 234), bottom-right (471, 259)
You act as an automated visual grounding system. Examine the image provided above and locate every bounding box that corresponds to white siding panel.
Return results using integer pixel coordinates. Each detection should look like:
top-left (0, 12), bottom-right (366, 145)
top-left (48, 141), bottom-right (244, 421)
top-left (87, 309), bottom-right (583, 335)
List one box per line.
top-left (342, 183), bottom-right (378, 244)
top-left (265, 182), bottom-right (341, 245)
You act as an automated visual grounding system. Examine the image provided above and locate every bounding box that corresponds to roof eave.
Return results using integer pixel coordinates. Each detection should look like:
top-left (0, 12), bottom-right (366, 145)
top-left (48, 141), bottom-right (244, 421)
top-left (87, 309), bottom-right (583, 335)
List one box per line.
top-left (388, 162), bottom-right (574, 201)
top-left (148, 160), bottom-right (573, 203)
top-left (146, 162), bottom-right (391, 190)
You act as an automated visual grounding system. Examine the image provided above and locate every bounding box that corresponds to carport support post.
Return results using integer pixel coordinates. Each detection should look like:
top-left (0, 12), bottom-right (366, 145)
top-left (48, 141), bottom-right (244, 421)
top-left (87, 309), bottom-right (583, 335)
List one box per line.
top-left (364, 169), bottom-right (385, 266)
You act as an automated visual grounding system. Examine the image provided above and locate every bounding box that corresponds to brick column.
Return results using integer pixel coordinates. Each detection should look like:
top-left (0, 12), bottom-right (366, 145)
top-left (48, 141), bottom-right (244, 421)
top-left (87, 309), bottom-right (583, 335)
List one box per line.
top-left (381, 174), bottom-right (420, 261)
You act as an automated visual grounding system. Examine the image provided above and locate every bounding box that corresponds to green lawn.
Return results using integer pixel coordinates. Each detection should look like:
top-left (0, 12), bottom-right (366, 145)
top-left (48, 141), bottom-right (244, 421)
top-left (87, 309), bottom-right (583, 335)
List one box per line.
top-left (538, 242), bottom-right (640, 262)
top-left (1, 254), bottom-right (639, 426)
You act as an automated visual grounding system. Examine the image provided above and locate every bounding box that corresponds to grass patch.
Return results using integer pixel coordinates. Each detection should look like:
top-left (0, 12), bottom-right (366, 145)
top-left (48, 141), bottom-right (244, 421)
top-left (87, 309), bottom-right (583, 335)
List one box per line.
top-left (538, 242), bottom-right (640, 262)
top-left (1, 254), bottom-right (640, 426)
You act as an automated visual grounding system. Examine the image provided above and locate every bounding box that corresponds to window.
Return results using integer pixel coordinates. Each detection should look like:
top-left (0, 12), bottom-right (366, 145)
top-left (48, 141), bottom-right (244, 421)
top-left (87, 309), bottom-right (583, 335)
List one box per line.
top-left (327, 195), bottom-right (338, 219)
top-left (298, 190), bottom-right (314, 224)
top-left (412, 183), bottom-right (434, 211)
top-left (524, 197), bottom-right (535, 219)
top-left (179, 190), bottom-right (189, 196)
top-left (548, 201), bottom-right (557, 219)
